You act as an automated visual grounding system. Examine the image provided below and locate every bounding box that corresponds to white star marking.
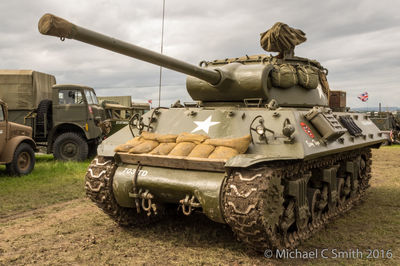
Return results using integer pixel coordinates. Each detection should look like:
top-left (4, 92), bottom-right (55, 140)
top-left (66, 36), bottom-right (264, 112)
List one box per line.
top-left (191, 115), bottom-right (220, 134)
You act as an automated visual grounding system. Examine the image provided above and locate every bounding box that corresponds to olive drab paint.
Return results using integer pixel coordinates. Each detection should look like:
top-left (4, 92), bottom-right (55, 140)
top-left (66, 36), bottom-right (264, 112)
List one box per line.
top-left (39, 13), bottom-right (386, 251)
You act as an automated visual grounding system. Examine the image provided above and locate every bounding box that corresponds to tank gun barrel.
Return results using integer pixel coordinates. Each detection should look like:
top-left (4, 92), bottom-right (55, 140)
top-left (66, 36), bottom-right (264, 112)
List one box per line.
top-left (38, 14), bottom-right (221, 85)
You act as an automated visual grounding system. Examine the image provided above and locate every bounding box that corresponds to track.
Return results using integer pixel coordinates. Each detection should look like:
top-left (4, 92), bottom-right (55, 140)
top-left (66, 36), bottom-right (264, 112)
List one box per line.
top-left (85, 156), bottom-right (161, 226)
top-left (222, 148), bottom-right (372, 251)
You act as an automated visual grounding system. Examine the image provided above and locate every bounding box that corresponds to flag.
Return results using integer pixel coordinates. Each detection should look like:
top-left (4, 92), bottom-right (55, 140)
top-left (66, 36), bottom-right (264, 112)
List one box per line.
top-left (148, 99), bottom-right (152, 104)
top-left (358, 92), bottom-right (368, 102)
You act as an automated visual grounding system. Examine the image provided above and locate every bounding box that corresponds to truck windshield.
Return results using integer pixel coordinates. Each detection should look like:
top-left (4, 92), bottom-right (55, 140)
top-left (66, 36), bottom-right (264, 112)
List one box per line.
top-left (84, 90), bottom-right (94, 104)
top-left (90, 90), bottom-right (99, 104)
top-left (84, 90), bottom-right (99, 105)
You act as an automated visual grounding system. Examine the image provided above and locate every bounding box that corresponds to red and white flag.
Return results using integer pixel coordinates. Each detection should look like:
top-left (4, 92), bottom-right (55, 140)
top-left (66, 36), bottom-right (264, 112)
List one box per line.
top-left (358, 92), bottom-right (368, 102)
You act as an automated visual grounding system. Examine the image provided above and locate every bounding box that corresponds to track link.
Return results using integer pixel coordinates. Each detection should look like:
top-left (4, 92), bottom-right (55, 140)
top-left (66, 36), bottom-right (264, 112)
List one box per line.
top-left (222, 148), bottom-right (372, 251)
top-left (85, 156), bottom-right (161, 226)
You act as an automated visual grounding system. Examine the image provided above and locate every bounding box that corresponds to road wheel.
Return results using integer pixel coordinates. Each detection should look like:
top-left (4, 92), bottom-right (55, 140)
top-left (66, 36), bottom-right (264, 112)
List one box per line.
top-left (53, 132), bottom-right (88, 161)
top-left (6, 143), bottom-right (36, 176)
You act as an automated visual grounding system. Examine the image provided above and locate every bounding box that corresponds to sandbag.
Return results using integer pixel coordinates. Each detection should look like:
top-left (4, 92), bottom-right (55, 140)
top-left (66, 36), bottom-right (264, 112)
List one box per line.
top-left (140, 131), bottom-right (159, 141)
top-left (208, 146), bottom-right (239, 160)
top-left (157, 134), bottom-right (178, 143)
top-left (168, 142), bottom-right (196, 156)
top-left (271, 64), bottom-right (298, 89)
top-left (187, 144), bottom-right (215, 158)
top-left (297, 65), bottom-right (319, 90)
top-left (129, 140), bottom-right (159, 154)
top-left (176, 132), bottom-right (209, 144)
top-left (204, 135), bottom-right (251, 154)
top-left (125, 136), bottom-right (143, 146)
top-left (114, 144), bottom-right (135, 152)
top-left (149, 143), bottom-right (177, 155)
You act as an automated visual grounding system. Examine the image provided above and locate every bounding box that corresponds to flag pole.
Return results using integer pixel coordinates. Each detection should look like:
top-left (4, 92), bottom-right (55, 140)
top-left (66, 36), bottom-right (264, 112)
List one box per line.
top-left (158, 0), bottom-right (166, 108)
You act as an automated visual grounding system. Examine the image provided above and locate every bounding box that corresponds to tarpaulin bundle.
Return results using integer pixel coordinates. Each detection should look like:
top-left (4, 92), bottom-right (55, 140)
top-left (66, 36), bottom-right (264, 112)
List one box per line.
top-left (260, 22), bottom-right (306, 53)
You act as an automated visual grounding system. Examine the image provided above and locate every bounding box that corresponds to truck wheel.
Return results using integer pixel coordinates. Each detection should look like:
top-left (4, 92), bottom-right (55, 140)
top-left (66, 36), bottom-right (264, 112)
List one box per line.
top-left (53, 132), bottom-right (88, 161)
top-left (6, 143), bottom-right (36, 176)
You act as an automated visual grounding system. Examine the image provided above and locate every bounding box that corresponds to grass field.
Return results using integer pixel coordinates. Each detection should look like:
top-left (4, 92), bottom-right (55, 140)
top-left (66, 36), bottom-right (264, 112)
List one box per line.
top-left (0, 155), bottom-right (88, 217)
top-left (0, 147), bottom-right (399, 265)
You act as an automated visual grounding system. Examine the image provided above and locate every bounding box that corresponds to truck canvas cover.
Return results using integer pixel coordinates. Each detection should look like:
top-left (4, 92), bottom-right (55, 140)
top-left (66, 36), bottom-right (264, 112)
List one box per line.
top-left (0, 70), bottom-right (56, 110)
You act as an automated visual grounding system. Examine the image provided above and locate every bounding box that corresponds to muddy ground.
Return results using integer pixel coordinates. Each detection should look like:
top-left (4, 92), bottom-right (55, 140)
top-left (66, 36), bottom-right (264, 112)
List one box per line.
top-left (0, 147), bottom-right (399, 265)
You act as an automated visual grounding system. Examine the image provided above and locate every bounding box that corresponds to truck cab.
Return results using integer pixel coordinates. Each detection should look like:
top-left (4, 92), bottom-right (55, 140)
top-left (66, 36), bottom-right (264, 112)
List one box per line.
top-left (46, 84), bottom-right (109, 161)
top-left (0, 99), bottom-right (36, 175)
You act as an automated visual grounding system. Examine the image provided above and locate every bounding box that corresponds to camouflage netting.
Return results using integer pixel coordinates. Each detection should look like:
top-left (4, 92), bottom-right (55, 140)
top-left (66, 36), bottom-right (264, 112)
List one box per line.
top-left (260, 22), bottom-right (306, 53)
top-left (114, 132), bottom-right (251, 161)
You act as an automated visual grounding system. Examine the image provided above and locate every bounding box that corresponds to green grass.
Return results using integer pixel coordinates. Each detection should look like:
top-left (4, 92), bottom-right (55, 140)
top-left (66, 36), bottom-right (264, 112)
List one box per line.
top-left (0, 155), bottom-right (89, 217)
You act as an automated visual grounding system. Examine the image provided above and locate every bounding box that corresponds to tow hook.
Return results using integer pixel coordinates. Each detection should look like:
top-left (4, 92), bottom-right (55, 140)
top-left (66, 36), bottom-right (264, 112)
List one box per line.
top-left (179, 195), bottom-right (201, 215)
top-left (129, 189), bottom-right (158, 216)
top-left (140, 189), bottom-right (157, 216)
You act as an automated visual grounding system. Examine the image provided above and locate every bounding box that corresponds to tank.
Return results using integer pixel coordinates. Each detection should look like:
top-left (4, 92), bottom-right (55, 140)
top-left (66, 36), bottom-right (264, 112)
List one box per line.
top-left (38, 14), bottom-right (385, 251)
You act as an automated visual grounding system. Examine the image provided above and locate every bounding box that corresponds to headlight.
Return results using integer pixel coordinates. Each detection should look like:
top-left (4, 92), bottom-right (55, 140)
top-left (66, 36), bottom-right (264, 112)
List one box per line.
top-left (256, 125), bottom-right (265, 135)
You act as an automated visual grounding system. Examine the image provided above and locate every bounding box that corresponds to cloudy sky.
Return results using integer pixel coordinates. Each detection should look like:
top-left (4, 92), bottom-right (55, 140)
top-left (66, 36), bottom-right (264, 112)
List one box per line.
top-left (1, 0), bottom-right (399, 108)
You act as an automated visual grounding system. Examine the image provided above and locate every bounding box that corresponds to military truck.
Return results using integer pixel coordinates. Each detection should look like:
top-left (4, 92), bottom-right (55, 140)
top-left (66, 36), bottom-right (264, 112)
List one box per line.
top-left (98, 96), bottom-right (150, 136)
top-left (39, 14), bottom-right (385, 251)
top-left (369, 111), bottom-right (400, 144)
top-left (0, 99), bottom-right (36, 175)
top-left (0, 70), bottom-right (109, 161)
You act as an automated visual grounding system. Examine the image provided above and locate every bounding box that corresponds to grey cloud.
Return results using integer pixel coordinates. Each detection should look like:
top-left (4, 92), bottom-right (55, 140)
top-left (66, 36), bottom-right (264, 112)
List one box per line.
top-left (0, 0), bottom-right (399, 108)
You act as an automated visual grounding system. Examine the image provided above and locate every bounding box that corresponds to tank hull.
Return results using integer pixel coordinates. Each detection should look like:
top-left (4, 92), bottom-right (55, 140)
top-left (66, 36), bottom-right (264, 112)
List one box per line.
top-left (86, 106), bottom-right (385, 251)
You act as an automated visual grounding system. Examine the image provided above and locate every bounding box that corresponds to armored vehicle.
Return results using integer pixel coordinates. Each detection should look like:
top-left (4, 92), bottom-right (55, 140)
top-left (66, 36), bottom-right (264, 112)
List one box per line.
top-left (0, 70), bottom-right (110, 161)
top-left (369, 111), bottom-right (400, 144)
top-left (39, 14), bottom-right (385, 251)
top-left (0, 99), bottom-right (36, 175)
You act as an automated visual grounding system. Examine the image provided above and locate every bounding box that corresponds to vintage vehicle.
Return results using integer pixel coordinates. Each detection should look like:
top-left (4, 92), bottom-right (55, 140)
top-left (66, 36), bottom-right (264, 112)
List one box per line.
top-left (38, 14), bottom-right (385, 251)
top-left (98, 96), bottom-right (150, 136)
top-left (369, 111), bottom-right (400, 144)
top-left (0, 99), bottom-right (36, 175)
top-left (0, 70), bottom-right (110, 161)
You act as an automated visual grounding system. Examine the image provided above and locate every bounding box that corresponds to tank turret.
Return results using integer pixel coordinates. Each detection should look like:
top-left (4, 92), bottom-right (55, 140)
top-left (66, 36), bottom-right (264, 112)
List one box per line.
top-left (38, 14), bottom-right (328, 106)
